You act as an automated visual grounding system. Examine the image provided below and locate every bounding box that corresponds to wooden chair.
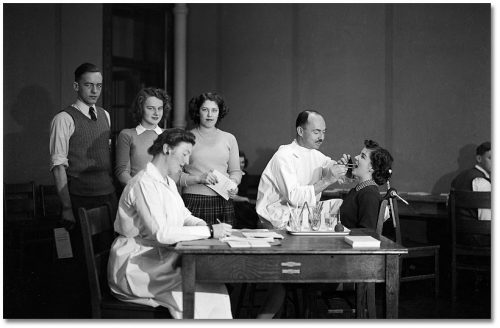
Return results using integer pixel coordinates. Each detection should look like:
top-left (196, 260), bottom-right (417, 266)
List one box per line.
top-left (78, 204), bottom-right (172, 318)
top-left (449, 189), bottom-right (491, 305)
top-left (4, 181), bottom-right (37, 221)
top-left (39, 184), bottom-right (62, 218)
top-left (4, 181), bottom-right (57, 271)
top-left (377, 182), bottom-right (440, 298)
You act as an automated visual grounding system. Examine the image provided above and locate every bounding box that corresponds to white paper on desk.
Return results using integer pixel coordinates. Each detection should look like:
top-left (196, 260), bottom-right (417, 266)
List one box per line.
top-left (227, 240), bottom-right (252, 248)
top-left (242, 231), bottom-right (284, 239)
top-left (54, 228), bottom-right (73, 259)
top-left (221, 235), bottom-right (275, 244)
top-left (206, 169), bottom-right (237, 200)
top-left (227, 240), bottom-right (271, 248)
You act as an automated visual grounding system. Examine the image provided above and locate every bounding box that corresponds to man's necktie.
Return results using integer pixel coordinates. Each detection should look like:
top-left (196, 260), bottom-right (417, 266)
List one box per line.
top-left (89, 106), bottom-right (97, 121)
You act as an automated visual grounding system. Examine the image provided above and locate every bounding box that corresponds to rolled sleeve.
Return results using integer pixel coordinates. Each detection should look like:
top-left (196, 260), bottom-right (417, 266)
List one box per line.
top-left (49, 112), bottom-right (73, 171)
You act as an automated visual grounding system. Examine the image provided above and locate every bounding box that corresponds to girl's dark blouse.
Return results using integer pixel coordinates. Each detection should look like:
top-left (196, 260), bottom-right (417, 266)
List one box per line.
top-left (339, 184), bottom-right (381, 230)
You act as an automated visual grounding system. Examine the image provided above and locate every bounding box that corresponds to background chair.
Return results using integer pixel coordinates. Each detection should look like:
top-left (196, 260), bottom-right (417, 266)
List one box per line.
top-left (449, 189), bottom-right (491, 307)
top-left (78, 204), bottom-right (172, 318)
top-left (4, 181), bottom-right (37, 221)
top-left (377, 181), bottom-right (440, 298)
top-left (39, 184), bottom-right (62, 219)
top-left (4, 181), bottom-right (57, 271)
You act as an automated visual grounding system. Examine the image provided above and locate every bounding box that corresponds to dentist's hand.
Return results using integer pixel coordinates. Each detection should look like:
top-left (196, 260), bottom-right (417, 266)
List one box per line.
top-left (324, 161), bottom-right (348, 183)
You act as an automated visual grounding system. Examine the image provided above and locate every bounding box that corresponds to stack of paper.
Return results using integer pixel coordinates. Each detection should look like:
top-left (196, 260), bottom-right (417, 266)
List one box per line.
top-left (221, 236), bottom-right (273, 247)
top-left (344, 235), bottom-right (381, 248)
top-left (226, 239), bottom-right (271, 248)
top-left (241, 231), bottom-right (284, 239)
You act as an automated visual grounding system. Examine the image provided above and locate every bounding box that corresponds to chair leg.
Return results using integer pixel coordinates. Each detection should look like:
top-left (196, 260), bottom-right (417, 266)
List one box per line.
top-left (292, 288), bottom-right (301, 318)
top-left (248, 283), bottom-right (257, 317)
top-left (366, 283), bottom-right (376, 318)
top-left (451, 256), bottom-right (457, 307)
top-left (235, 283), bottom-right (248, 318)
top-left (434, 250), bottom-right (440, 298)
top-left (356, 283), bottom-right (367, 319)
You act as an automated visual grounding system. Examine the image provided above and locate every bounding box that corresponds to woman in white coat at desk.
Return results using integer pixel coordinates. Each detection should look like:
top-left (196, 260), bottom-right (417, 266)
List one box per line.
top-left (108, 128), bottom-right (233, 319)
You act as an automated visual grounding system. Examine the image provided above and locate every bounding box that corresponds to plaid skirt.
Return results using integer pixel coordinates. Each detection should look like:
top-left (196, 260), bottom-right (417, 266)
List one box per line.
top-left (182, 194), bottom-right (235, 226)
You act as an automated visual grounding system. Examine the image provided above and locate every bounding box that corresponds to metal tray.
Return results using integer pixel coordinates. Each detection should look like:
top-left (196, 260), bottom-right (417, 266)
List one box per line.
top-left (286, 227), bottom-right (350, 236)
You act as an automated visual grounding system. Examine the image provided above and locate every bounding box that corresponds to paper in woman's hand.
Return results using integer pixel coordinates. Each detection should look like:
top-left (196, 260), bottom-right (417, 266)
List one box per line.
top-left (206, 169), bottom-right (238, 200)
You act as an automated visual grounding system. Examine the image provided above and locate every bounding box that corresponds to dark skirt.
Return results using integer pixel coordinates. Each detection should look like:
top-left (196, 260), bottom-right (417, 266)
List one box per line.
top-left (182, 193), bottom-right (235, 226)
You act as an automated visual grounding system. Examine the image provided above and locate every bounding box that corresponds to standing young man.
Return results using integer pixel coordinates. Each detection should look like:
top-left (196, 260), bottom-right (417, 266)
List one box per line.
top-left (49, 62), bottom-right (116, 316)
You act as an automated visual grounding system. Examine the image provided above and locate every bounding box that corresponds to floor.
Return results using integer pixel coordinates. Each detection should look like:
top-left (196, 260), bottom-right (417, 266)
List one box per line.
top-left (4, 237), bottom-right (491, 320)
top-left (230, 272), bottom-right (491, 320)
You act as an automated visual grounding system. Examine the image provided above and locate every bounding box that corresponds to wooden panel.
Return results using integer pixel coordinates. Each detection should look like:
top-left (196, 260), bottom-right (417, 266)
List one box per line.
top-left (195, 254), bottom-right (385, 283)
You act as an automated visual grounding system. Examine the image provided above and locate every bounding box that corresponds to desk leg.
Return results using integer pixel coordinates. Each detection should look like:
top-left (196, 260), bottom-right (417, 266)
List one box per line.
top-left (385, 254), bottom-right (400, 318)
top-left (356, 283), bottom-right (367, 319)
top-left (182, 255), bottom-right (196, 319)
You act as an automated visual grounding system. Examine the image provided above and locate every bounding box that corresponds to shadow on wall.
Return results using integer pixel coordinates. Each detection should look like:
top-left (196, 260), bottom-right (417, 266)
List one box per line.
top-left (431, 143), bottom-right (477, 194)
top-left (4, 85), bottom-right (54, 184)
top-left (250, 146), bottom-right (277, 175)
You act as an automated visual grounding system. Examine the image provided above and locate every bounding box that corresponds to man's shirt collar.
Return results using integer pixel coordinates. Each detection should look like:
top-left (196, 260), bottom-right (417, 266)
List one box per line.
top-left (475, 164), bottom-right (490, 179)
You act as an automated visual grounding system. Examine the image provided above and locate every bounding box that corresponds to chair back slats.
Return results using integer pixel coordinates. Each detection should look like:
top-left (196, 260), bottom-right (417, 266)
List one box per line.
top-left (451, 190), bottom-right (491, 209)
top-left (456, 220), bottom-right (491, 236)
top-left (449, 189), bottom-right (491, 303)
top-left (78, 203), bottom-right (115, 318)
top-left (449, 190), bottom-right (491, 241)
top-left (39, 184), bottom-right (61, 218)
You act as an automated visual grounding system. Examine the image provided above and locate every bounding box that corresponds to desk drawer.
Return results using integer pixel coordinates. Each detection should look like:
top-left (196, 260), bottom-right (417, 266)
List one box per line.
top-left (194, 254), bottom-right (385, 283)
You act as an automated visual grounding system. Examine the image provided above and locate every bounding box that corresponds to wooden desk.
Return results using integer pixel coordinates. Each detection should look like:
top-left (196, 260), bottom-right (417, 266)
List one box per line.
top-left (321, 189), bottom-right (448, 220)
top-left (175, 229), bottom-right (407, 319)
top-left (397, 193), bottom-right (448, 220)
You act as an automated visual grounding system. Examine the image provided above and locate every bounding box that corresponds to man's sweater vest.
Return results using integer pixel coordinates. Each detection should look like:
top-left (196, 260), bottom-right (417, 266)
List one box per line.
top-left (451, 167), bottom-right (490, 219)
top-left (63, 105), bottom-right (114, 196)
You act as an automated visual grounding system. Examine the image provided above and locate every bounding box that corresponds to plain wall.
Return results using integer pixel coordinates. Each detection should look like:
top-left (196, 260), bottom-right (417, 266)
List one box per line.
top-left (3, 3), bottom-right (490, 194)
top-left (186, 3), bottom-right (490, 193)
top-left (3, 4), bottom-right (103, 185)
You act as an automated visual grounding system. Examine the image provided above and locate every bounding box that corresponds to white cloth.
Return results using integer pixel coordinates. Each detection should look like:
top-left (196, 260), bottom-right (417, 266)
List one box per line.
top-left (108, 162), bottom-right (232, 319)
top-left (472, 165), bottom-right (491, 220)
top-left (256, 140), bottom-right (333, 229)
top-left (135, 124), bottom-right (163, 135)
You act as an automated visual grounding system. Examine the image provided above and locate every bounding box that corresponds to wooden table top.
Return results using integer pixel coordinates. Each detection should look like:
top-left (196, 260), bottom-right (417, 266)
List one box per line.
top-left (175, 228), bottom-right (407, 255)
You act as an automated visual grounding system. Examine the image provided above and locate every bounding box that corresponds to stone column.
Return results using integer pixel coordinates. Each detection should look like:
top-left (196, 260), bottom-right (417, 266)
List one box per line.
top-left (172, 3), bottom-right (188, 128)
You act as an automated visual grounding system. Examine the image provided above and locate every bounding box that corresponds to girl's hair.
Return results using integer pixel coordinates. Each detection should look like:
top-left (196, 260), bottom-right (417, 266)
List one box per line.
top-left (131, 87), bottom-right (171, 126)
top-left (364, 139), bottom-right (394, 185)
top-left (188, 92), bottom-right (229, 125)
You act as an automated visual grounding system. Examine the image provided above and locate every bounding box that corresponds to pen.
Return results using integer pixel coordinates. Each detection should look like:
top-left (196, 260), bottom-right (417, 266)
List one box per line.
top-left (217, 218), bottom-right (222, 224)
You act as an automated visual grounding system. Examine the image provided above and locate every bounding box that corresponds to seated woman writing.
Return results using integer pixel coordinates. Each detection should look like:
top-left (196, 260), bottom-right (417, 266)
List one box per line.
top-left (108, 128), bottom-right (233, 319)
top-left (340, 139), bottom-right (393, 230)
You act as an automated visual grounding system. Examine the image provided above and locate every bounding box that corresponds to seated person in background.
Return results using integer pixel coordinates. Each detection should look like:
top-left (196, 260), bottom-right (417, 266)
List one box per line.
top-left (232, 151), bottom-right (259, 229)
top-left (108, 128), bottom-right (233, 319)
top-left (450, 141), bottom-right (491, 221)
top-left (257, 110), bottom-right (348, 230)
top-left (339, 140), bottom-right (393, 231)
top-left (115, 87), bottom-right (171, 186)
